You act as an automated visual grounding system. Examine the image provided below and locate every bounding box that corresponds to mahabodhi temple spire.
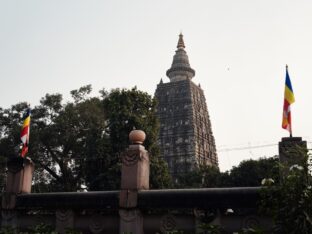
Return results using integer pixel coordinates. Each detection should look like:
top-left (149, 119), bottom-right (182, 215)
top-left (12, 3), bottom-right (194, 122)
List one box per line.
top-left (155, 34), bottom-right (218, 180)
top-left (166, 33), bottom-right (195, 82)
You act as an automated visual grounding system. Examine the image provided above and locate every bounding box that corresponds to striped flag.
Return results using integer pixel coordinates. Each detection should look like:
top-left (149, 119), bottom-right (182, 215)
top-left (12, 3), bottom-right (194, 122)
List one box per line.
top-left (282, 65), bottom-right (295, 136)
top-left (20, 108), bottom-right (31, 157)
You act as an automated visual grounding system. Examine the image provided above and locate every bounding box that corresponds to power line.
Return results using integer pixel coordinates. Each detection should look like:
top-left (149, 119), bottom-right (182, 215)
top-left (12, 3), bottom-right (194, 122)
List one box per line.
top-left (217, 141), bottom-right (312, 153)
top-left (217, 143), bottom-right (277, 152)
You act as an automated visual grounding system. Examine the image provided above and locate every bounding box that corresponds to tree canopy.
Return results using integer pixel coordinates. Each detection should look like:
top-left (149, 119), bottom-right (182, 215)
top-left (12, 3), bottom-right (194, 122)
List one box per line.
top-left (0, 155), bottom-right (5, 191)
top-left (228, 156), bottom-right (279, 187)
top-left (176, 157), bottom-right (279, 188)
top-left (0, 85), bottom-right (171, 192)
top-left (102, 88), bottom-right (171, 189)
top-left (0, 84), bottom-right (281, 192)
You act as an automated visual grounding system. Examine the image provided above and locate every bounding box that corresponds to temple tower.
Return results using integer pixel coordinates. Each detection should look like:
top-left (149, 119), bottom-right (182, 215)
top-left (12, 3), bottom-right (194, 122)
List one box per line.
top-left (155, 34), bottom-right (218, 179)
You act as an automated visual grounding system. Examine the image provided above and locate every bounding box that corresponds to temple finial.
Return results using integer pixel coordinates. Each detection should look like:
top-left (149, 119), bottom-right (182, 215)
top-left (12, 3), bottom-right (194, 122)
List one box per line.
top-left (177, 33), bottom-right (185, 49)
top-left (167, 33), bottom-right (195, 82)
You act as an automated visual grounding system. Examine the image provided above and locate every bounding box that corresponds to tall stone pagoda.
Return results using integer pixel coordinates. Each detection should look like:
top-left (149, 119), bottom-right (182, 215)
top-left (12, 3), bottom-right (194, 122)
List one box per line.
top-left (155, 34), bottom-right (218, 179)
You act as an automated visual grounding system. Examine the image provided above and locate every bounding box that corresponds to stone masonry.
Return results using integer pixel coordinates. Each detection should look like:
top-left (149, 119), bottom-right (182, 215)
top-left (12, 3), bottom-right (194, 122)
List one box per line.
top-left (155, 34), bottom-right (218, 179)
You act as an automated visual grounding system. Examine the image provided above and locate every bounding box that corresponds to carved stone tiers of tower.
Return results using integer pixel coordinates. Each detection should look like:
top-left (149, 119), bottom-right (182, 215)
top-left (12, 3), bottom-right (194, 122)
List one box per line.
top-left (155, 34), bottom-right (218, 179)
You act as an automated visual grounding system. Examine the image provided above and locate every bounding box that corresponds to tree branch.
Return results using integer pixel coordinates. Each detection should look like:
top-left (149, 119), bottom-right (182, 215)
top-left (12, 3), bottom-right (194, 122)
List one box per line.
top-left (31, 158), bottom-right (61, 182)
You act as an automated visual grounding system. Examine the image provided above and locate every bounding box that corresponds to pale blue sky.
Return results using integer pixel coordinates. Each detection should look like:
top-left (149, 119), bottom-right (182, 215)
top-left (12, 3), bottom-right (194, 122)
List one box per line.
top-left (1, 0), bottom-right (312, 171)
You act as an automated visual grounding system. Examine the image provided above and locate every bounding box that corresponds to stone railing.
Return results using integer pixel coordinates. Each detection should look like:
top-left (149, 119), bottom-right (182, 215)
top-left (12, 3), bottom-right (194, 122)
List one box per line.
top-left (1, 130), bottom-right (275, 233)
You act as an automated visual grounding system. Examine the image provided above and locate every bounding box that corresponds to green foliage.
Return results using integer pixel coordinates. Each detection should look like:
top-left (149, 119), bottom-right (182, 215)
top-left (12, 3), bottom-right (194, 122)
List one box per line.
top-left (0, 155), bottom-right (6, 191)
top-left (155, 230), bottom-right (191, 234)
top-left (229, 157), bottom-right (279, 187)
top-left (238, 227), bottom-right (266, 234)
top-left (31, 223), bottom-right (56, 234)
top-left (0, 224), bottom-right (84, 234)
top-left (176, 157), bottom-right (278, 188)
top-left (64, 228), bottom-right (82, 234)
top-left (29, 88), bottom-right (108, 192)
top-left (176, 165), bottom-right (222, 188)
top-left (102, 87), bottom-right (172, 189)
top-left (70, 85), bottom-right (92, 103)
top-left (0, 227), bottom-right (15, 234)
top-left (103, 87), bottom-right (158, 153)
top-left (0, 85), bottom-right (171, 191)
top-left (0, 102), bottom-right (31, 191)
top-left (198, 223), bottom-right (223, 234)
top-left (164, 231), bottom-right (187, 234)
top-left (0, 102), bottom-right (29, 158)
top-left (154, 224), bottom-right (222, 234)
top-left (261, 148), bottom-right (312, 234)
top-left (0, 223), bottom-right (56, 234)
top-left (149, 154), bottom-right (172, 189)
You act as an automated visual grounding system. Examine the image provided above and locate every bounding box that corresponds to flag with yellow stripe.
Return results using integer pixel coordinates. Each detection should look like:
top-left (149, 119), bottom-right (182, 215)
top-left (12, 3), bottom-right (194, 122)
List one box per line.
top-left (282, 65), bottom-right (295, 136)
top-left (20, 108), bottom-right (31, 157)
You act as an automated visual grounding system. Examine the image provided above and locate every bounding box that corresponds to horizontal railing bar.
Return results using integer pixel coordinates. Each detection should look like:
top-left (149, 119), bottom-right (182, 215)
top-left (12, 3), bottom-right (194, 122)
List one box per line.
top-left (138, 187), bottom-right (261, 209)
top-left (4, 187), bottom-right (262, 210)
top-left (15, 190), bottom-right (120, 209)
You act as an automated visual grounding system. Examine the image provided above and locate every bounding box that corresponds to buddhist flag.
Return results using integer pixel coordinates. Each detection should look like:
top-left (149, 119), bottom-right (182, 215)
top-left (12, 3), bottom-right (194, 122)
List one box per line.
top-left (20, 108), bottom-right (31, 157)
top-left (282, 65), bottom-right (295, 136)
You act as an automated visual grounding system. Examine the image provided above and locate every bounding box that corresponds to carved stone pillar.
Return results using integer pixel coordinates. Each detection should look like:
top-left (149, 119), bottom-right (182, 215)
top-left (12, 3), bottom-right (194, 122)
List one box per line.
top-left (2, 157), bottom-right (34, 209)
top-left (119, 130), bottom-right (149, 234)
top-left (278, 137), bottom-right (307, 178)
top-left (1, 157), bottom-right (34, 229)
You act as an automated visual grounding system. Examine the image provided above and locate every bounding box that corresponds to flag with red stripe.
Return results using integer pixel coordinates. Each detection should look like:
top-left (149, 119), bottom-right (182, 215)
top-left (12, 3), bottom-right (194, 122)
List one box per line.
top-left (282, 65), bottom-right (295, 136)
top-left (20, 108), bottom-right (31, 157)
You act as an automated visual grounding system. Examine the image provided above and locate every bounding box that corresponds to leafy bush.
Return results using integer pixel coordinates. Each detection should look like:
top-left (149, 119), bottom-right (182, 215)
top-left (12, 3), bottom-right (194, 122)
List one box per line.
top-left (261, 148), bottom-right (312, 234)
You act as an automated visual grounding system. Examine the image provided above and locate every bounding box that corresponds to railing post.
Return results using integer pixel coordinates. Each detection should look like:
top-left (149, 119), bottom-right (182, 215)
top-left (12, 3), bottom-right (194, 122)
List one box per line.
top-left (278, 137), bottom-right (307, 178)
top-left (119, 130), bottom-right (149, 234)
top-left (2, 157), bottom-right (34, 208)
top-left (1, 157), bottom-right (34, 228)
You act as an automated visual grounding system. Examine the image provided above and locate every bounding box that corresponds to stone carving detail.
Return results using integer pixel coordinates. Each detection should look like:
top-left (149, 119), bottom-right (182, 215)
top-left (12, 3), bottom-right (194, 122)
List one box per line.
top-left (1, 210), bottom-right (16, 222)
top-left (1, 210), bottom-right (17, 228)
top-left (35, 216), bottom-right (47, 227)
top-left (122, 150), bottom-right (141, 166)
top-left (56, 210), bottom-right (72, 222)
top-left (193, 208), bottom-right (218, 223)
top-left (119, 209), bottom-right (143, 234)
top-left (89, 213), bottom-right (105, 234)
top-left (56, 210), bottom-right (74, 233)
top-left (160, 214), bottom-right (177, 233)
top-left (242, 215), bottom-right (260, 229)
top-left (119, 209), bottom-right (140, 222)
